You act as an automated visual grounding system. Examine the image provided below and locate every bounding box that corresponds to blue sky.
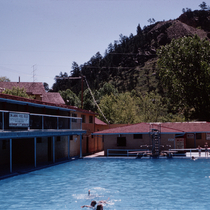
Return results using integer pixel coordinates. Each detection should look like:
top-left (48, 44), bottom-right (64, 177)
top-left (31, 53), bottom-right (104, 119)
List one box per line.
top-left (0, 0), bottom-right (203, 89)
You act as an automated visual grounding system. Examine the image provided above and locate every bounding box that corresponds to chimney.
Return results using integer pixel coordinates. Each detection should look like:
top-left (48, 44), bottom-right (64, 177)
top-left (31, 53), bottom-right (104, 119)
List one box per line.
top-left (18, 76), bottom-right (20, 83)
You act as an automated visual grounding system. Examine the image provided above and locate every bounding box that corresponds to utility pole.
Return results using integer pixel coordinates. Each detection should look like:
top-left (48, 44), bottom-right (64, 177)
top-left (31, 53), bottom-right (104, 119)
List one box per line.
top-left (32, 64), bottom-right (37, 82)
top-left (55, 76), bottom-right (84, 109)
top-left (81, 76), bottom-right (83, 109)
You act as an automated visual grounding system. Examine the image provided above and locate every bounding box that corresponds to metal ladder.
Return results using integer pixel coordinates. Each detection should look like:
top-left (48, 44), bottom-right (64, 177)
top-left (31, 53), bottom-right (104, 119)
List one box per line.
top-left (150, 124), bottom-right (161, 158)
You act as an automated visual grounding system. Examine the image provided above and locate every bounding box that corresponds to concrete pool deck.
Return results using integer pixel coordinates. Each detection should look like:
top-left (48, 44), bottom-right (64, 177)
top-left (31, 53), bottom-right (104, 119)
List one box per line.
top-left (84, 151), bottom-right (210, 159)
top-left (84, 151), bottom-right (105, 158)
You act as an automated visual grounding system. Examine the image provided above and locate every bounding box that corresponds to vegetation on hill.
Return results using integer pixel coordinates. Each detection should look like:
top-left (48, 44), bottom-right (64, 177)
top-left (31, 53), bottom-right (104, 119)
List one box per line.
top-left (0, 76), bottom-right (10, 82)
top-left (158, 35), bottom-right (210, 120)
top-left (51, 4), bottom-right (210, 123)
top-left (3, 87), bottom-right (35, 99)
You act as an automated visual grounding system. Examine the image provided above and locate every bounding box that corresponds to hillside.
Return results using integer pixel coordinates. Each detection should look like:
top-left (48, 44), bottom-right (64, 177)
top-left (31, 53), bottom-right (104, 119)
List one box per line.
top-left (52, 10), bottom-right (210, 95)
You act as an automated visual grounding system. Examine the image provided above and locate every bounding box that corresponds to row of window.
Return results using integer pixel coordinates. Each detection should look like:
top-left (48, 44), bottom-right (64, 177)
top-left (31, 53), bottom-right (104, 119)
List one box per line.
top-left (117, 134), bottom-right (205, 147)
top-left (117, 135), bottom-right (143, 147)
top-left (72, 113), bottom-right (93, 124)
top-left (1, 134), bottom-right (94, 149)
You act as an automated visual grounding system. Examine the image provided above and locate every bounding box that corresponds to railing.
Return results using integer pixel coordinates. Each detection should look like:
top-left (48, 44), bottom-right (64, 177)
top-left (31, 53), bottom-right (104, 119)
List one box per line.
top-left (107, 148), bottom-right (205, 157)
top-left (0, 110), bottom-right (82, 131)
top-left (170, 148), bottom-right (205, 157)
top-left (107, 149), bottom-right (150, 157)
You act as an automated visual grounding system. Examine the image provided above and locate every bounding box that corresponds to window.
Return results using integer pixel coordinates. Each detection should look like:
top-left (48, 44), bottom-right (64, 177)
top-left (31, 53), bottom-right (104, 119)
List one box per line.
top-left (2, 140), bottom-right (6, 149)
top-left (72, 113), bottom-right (77, 123)
top-left (89, 116), bottom-right (93, 123)
top-left (133, 134), bottom-right (142, 139)
top-left (81, 115), bottom-right (86, 123)
top-left (57, 136), bottom-right (61, 142)
top-left (37, 137), bottom-right (42, 143)
top-left (196, 133), bottom-right (202, 139)
top-left (117, 137), bottom-right (126, 147)
top-left (70, 135), bottom-right (73, 140)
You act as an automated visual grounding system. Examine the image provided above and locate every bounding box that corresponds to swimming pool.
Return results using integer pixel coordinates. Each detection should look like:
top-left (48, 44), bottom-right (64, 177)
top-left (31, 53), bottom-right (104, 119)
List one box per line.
top-left (0, 158), bottom-right (210, 209)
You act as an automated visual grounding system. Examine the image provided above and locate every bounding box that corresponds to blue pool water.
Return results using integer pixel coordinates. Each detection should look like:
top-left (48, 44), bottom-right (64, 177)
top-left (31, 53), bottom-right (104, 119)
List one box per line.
top-left (1, 158), bottom-right (210, 209)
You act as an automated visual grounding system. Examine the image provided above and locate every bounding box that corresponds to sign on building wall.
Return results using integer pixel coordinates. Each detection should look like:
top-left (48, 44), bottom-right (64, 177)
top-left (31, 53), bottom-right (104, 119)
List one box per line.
top-left (9, 112), bottom-right (29, 127)
top-left (187, 134), bottom-right (194, 139)
top-left (206, 133), bottom-right (210, 140)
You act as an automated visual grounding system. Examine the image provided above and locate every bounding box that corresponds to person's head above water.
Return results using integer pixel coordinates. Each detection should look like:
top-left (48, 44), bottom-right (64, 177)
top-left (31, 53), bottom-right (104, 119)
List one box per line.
top-left (96, 204), bottom-right (103, 210)
top-left (91, 201), bottom-right (97, 207)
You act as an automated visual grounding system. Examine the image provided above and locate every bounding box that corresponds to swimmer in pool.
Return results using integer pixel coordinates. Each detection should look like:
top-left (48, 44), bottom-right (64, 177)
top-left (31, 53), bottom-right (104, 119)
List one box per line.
top-left (81, 200), bottom-right (97, 209)
top-left (96, 204), bottom-right (103, 210)
top-left (81, 198), bottom-right (109, 209)
top-left (191, 156), bottom-right (197, 161)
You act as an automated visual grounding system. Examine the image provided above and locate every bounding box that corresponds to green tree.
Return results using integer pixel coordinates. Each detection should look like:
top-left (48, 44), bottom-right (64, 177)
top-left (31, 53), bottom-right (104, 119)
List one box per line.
top-left (0, 76), bottom-right (10, 82)
top-left (43, 82), bottom-right (49, 92)
top-left (71, 62), bottom-right (80, 77)
top-left (81, 89), bottom-right (96, 111)
top-left (135, 91), bottom-right (168, 122)
top-left (97, 83), bottom-right (118, 98)
top-left (99, 92), bottom-right (140, 124)
top-left (136, 24), bottom-right (142, 36)
top-left (199, 2), bottom-right (208, 10)
top-left (147, 18), bottom-right (155, 25)
top-left (59, 89), bottom-right (80, 107)
top-left (157, 35), bottom-right (210, 120)
top-left (52, 72), bottom-right (70, 92)
top-left (3, 87), bottom-right (34, 99)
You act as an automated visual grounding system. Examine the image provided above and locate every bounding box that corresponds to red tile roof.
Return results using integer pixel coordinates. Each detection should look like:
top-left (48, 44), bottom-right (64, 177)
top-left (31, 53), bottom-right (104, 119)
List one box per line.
top-left (0, 82), bottom-right (66, 104)
top-left (93, 122), bottom-right (184, 134)
top-left (161, 122), bottom-right (210, 133)
top-left (0, 82), bottom-right (46, 95)
top-left (95, 117), bottom-right (107, 125)
top-left (93, 122), bottom-right (210, 135)
top-left (42, 92), bottom-right (65, 104)
top-left (0, 93), bottom-right (97, 115)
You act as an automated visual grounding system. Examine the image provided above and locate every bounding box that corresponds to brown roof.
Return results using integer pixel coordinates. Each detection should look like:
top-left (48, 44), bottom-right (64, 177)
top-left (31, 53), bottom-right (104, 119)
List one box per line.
top-left (0, 82), bottom-right (65, 104)
top-left (0, 92), bottom-right (97, 115)
top-left (93, 122), bottom-right (184, 135)
top-left (160, 122), bottom-right (210, 133)
top-left (93, 122), bottom-right (210, 135)
top-left (0, 93), bottom-right (72, 110)
top-left (42, 92), bottom-right (65, 104)
top-left (95, 117), bottom-right (107, 125)
top-left (0, 82), bottom-right (46, 95)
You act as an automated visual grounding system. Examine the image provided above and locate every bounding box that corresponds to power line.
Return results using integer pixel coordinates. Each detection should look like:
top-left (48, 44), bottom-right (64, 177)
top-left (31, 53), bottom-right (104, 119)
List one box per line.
top-left (84, 76), bottom-right (110, 125)
top-left (32, 64), bottom-right (37, 82)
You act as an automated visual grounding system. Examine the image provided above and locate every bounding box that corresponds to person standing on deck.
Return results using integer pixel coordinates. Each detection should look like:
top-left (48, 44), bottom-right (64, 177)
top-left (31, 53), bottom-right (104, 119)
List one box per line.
top-left (204, 142), bottom-right (209, 157)
top-left (197, 145), bottom-right (202, 157)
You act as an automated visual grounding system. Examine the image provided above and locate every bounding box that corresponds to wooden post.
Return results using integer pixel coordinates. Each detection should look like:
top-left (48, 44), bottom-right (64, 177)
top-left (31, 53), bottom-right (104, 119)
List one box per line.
top-left (10, 139), bottom-right (12, 173)
top-left (34, 137), bottom-right (37, 168)
top-left (80, 135), bottom-right (83, 158)
top-left (53, 136), bottom-right (55, 163)
top-left (68, 135), bottom-right (70, 159)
